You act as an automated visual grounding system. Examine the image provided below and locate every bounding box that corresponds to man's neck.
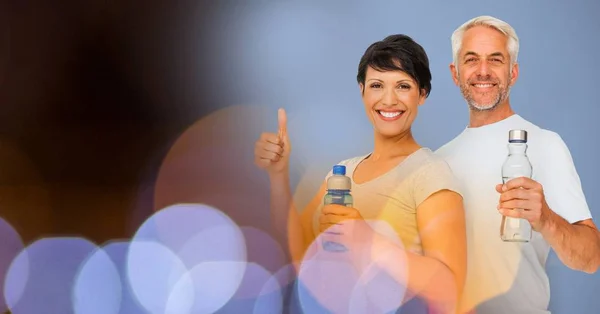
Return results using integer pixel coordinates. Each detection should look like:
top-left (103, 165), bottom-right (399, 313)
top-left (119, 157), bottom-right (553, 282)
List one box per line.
top-left (468, 101), bottom-right (515, 128)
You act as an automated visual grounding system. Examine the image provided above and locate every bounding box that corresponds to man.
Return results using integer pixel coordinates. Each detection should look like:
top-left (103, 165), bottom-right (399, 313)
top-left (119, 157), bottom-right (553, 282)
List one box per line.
top-left (435, 15), bottom-right (600, 314)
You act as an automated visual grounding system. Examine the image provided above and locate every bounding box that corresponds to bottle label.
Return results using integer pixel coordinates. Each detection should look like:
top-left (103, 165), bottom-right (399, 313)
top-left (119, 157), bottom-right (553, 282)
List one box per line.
top-left (324, 190), bottom-right (352, 207)
top-left (330, 195), bottom-right (347, 205)
top-left (502, 176), bottom-right (526, 184)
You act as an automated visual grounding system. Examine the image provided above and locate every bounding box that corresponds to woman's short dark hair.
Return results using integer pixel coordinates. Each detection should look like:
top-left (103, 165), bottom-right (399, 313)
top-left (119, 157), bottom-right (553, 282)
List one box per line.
top-left (357, 34), bottom-right (432, 97)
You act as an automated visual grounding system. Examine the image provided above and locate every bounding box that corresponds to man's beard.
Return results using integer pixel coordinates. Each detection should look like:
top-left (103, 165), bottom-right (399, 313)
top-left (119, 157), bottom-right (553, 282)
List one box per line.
top-left (458, 74), bottom-right (510, 112)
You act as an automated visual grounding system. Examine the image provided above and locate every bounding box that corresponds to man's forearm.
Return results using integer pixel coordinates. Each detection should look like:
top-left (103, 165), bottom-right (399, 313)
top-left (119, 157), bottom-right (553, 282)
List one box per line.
top-left (371, 234), bottom-right (462, 313)
top-left (541, 211), bottom-right (600, 273)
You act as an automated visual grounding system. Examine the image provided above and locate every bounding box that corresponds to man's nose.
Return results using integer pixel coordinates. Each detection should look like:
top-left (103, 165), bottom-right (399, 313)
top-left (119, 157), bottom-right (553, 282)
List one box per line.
top-left (476, 60), bottom-right (490, 76)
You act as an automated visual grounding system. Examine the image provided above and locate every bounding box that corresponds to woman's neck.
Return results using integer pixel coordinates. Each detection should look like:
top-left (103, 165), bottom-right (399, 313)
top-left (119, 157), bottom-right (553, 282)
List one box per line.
top-left (370, 130), bottom-right (421, 161)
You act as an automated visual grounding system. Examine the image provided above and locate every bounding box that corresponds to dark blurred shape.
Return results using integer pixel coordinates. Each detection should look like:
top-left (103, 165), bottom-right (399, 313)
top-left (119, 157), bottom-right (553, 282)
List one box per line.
top-left (0, 0), bottom-right (223, 244)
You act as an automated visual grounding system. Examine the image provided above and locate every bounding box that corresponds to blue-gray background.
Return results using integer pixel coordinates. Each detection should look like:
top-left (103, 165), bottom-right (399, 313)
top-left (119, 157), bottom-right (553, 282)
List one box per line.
top-left (2, 0), bottom-right (598, 313)
top-left (208, 1), bottom-right (600, 313)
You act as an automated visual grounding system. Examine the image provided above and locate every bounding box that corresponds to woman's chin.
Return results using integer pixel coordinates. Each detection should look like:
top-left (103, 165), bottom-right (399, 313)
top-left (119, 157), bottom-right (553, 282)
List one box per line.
top-left (374, 129), bottom-right (407, 139)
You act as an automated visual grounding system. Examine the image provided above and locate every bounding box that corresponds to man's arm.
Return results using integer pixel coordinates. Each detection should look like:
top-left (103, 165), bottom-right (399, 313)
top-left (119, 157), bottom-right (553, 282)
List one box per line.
top-left (540, 216), bottom-right (600, 274)
top-left (498, 132), bottom-right (600, 274)
top-left (498, 179), bottom-right (600, 274)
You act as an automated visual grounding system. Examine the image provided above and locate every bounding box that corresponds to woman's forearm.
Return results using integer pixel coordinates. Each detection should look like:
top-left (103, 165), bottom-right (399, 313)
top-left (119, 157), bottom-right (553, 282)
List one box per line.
top-left (268, 171), bottom-right (309, 265)
top-left (371, 234), bottom-right (462, 313)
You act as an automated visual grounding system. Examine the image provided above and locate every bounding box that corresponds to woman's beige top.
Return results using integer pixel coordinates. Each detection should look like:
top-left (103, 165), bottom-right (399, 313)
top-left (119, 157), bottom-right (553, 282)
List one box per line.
top-left (312, 147), bottom-right (463, 255)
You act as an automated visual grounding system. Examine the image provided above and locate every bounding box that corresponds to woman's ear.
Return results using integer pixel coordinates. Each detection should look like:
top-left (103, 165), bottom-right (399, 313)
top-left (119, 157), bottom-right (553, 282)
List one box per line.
top-left (418, 89), bottom-right (427, 106)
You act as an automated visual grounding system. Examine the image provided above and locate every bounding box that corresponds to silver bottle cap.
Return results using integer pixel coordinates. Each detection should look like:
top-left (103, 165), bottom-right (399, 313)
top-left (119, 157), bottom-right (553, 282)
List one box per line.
top-left (509, 129), bottom-right (527, 143)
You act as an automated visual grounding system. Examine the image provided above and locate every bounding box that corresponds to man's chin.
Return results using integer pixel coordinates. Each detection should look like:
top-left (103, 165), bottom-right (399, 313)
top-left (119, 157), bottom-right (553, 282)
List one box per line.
top-left (468, 101), bottom-right (498, 111)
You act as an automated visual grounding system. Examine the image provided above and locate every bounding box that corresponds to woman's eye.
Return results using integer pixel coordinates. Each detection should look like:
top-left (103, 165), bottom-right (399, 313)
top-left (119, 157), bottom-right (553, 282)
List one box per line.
top-left (370, 83), bottom-right (382, 89)
top-left (398, 84), bottom-right (411, 90)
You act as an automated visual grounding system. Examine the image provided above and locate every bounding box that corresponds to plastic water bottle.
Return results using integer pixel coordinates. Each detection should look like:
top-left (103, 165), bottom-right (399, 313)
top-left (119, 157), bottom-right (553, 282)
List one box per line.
top-left (500, 129), bottom-right (533, 242)
top-left (322, 164), bottom-right (353, 252)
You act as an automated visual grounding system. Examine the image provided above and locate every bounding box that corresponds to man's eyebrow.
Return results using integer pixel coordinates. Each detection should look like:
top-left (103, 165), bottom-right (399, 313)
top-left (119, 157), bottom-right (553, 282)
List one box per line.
top-left (463, 51), bottom-right (506, 58)
top-left (485, 52), bottom-right (505, 58)
top-left (463, 51), bottom-right (479, 58)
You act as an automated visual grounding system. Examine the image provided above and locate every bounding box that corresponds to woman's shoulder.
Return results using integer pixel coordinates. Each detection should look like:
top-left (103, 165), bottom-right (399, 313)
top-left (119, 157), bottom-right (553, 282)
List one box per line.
top-left (408, 147), bottom-right (461, 187)
top-left (334, 153), bottom-right (371, 168)
top-left (409, 148), bottom-right (464, 205)
top-left (321, 153), bottom-right (370, 179)
top-left (409, 147), bottom-right (453, 171)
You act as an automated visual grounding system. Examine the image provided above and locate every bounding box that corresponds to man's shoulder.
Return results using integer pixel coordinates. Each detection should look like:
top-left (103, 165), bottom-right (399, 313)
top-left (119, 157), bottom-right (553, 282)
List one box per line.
top-left (513, 114), bottom-right (552, 132)
top-left (434, 133), bottom-right (465, 158)
top-left (516, 116), bottom-right (565, 147)
top-left (534, 128), bottom-right (564, 146)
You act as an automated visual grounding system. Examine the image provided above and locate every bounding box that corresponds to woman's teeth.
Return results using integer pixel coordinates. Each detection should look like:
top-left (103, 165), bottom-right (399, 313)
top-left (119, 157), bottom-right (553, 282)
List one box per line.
top-left (377, 111), bottom-right (402, 118)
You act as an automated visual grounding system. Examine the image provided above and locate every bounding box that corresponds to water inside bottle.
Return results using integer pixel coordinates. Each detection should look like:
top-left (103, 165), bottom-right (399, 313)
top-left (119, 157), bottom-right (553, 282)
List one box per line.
top-left (322, 191), bottom-right (352, 252)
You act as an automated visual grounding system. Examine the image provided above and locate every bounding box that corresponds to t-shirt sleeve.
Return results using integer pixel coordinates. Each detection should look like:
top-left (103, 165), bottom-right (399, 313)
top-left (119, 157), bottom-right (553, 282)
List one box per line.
top-left (412, 159), bottom-right (464, 208)
top-left (537, 132), bottom-right (592, 224)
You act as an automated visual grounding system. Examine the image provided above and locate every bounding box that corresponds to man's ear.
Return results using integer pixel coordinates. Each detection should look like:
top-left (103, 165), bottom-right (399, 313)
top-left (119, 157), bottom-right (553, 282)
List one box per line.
top-left (509, 62), bottom-right (519, 86)
top-left (450, 63), bottom-right (460, 86)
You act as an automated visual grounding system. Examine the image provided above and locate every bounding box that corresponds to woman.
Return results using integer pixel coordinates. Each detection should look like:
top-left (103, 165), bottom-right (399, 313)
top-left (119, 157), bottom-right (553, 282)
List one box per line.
top-left (254, 34), bottom-right (467, 314)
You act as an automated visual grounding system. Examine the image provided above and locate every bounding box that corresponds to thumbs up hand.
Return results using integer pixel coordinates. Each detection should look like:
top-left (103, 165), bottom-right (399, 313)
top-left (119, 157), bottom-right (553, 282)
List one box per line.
top-left (254, 108), bottom-right (292, 176)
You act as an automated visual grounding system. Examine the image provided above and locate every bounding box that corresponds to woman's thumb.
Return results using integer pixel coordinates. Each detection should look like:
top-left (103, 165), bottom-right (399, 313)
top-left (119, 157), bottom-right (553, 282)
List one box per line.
top-left (278, 108), bottom-right (287, 135)
top-left (277, 108), bottom-right (291, 153)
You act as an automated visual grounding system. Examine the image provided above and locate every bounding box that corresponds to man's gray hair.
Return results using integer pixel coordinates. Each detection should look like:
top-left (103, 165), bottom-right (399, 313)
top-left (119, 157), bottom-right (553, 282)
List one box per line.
top-left (451, 15), bottom-right (520, 68)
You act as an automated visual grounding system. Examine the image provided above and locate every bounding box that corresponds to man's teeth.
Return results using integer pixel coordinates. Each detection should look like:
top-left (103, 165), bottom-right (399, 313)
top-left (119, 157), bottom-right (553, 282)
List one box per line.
top-left (473, 83), bottom-right (494, 88)
top-left (379, 111), bottom-right (402, 118)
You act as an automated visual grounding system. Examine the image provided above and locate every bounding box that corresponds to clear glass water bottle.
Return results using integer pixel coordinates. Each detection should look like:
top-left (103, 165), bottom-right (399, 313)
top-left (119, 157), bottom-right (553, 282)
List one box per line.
top-left (322, 164), bottom-right (353, 252)
top-left (500, 129), bottom-right (533, 242)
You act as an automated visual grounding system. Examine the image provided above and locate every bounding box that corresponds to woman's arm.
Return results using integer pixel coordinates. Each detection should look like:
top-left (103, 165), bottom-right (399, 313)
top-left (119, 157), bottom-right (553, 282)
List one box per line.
top-left (268, 171), bottom-right (328, 268)
top-left (255, 108), bottom-right (329, 270)
top-left (371, 189), bottom-right (467, 313)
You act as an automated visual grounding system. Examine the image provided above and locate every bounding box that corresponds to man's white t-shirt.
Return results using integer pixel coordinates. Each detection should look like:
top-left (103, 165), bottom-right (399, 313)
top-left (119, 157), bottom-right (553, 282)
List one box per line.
top-left (435, 114), bottom-right (592, 314)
